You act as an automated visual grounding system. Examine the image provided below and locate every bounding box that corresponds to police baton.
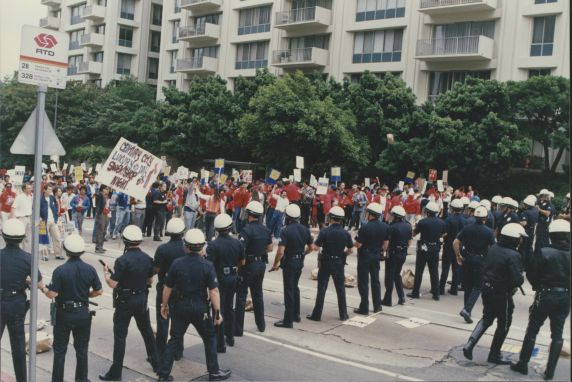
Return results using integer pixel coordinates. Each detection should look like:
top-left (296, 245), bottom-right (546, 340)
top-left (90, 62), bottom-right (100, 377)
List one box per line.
top-left (519, 286), bottom-right (526, 296)
top-left (99, 259), bottom-right (114, 276)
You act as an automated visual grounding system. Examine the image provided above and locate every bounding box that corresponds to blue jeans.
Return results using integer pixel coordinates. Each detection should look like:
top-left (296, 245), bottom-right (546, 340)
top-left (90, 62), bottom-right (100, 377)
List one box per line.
top-left (108, 207), bottom-right (117, 236)
top-left (113, 208), bottom-right (130, 237)
top-left (183, 209), bottom-right (197, 230)
top-left (232, 207), bottom-right (242, 233)
top-left (265, 207), bottom-right (275, 229)
top-left (269, 211), bottom-right (284, 238)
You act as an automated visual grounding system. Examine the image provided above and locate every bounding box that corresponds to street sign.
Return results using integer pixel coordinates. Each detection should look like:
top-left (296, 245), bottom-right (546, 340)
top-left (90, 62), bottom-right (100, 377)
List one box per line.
top-left (10, 107), bottom-right (66, 155)
top-left (18, 25), bottom-right (68, 89)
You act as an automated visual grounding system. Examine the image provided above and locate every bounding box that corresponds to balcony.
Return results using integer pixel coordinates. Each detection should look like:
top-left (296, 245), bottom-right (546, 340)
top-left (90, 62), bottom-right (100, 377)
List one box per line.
top-left (180, 0), bottom-right (222, 14)
top-left (175, 56), bottom-right (218, 74)
top-left (275, 7), bottom-right (331, 33)
top-left (418, 0), bottom-right (497, 14)
top-left (40, 16), bottom-right (60, 30)
top-left (79, 33), bottom-right (104, 48)
top-left (415, 35), bottom-right (494, 61)
top-left (77, 61), bottom-right (103, 75)
top-left (41, 0), bottom-right (61, 7)
top-left (271, 47), bottom-right (329, 68)
top-left (177, 23), bottom-right (220, 45)
top-left (81, 5), bottom-right (106, 21)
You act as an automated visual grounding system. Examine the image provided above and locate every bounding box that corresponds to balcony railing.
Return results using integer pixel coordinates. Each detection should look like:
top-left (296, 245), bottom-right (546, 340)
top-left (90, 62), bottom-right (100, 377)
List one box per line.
top-left (40, 16), bottom-right (60, 29)
top-left (180, 0), bottom-right (222, 12)
top-left (276, 7), bottom-right (317, 25)
top-left (178, 24), bottom-right (206, 38)
top-left (419, 0), bottom-right (483, 8)
top-left (70, 15), bottom-right (83, 25)
top-left (271, 47), bottom-right (328, 68)
top-left (273, 48), bottom-right (313, 63)
top-left (176, 56), bottom-right (205, 70)
top-left (81, 5), bottom-right (106, 20)
top-left (416, 36), bottom-right (480, 56)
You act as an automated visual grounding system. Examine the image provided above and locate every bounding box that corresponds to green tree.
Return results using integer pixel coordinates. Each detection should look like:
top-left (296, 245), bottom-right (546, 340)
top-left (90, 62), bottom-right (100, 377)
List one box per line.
top-left (234, 69), bottom-right (276, 110)
top-left (239, 72), bottom-right (368, 176)
top-left (507, 75), bottom-right (570, 173)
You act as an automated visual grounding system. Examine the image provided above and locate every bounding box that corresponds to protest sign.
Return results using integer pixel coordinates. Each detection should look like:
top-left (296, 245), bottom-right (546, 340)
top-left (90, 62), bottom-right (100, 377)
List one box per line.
top-left (95, 163), bottom-right (102, 174)
top-left (387, 133), bottom-right (395, 145)
top-left (81, 163), bottom-right (86, 171)
top-left (189, 171), bottom-right (198, 179)
top-left (63, 163), bottom-right (68, 172)
top-left (293, 168), bottom-right (301, 182)
top-left (310, 174), bottom-right (318, 188)
top-left (364, 178), bottom-right (370, 188)
top-left (442, 170), bottom-right (449, 184)
top-left (289, 175), bottom-right (294, 182)
top-left (88, 167), bottom-right (92, 174)
top-left (50, 163), bottom-right (57, 173)
top-left (219, 173), bottom-right (228, 184)
top-left (398, 181), bottom-right (404, 190)
top-left (266, 169), bottom-right (281, 185)
top-left (11, 166), bottom-right (26, 186)
top-left (74, 166), bottom-right (83, 182)
top-left (316, 177), bottom-right (329, 195)
top-left (437, 180), bottom-right (444, 192)
top-left (214, 158), bottom-right (224, 172)
top-left (331, 167), bottom-right (341, 182)
top-left (95, 137), bottom-right (162, 201)
top-left (296, 156), bottom-right (304, 169)
top-left (164, 166), bottom-right (171, 176)
top-left (177, 166), bottom-right (189, 180)
top-left (200, 169), bottom-right (210, 185)
top-left (406, 171), bottom-right (415, 181)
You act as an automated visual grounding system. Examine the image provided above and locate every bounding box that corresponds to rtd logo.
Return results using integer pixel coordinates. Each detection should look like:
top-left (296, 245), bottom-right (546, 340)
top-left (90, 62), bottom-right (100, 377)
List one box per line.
top-left (34, 33), bottom-right (58, 56)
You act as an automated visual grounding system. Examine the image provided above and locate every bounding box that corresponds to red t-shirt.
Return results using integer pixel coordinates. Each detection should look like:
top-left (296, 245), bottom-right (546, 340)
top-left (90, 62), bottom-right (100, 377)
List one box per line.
top-left (175, 187), bottom-right (184, 206)
top-left (285, 183), bottom-right (300, 202)
top-left (0, 190), bottom-right (16, 213)
top-left (233, 189), bottom-right (250, 209)
top-left (403, 196), bottom-right (420, 215)
top-left (268, 187), bottom-right (282, 208)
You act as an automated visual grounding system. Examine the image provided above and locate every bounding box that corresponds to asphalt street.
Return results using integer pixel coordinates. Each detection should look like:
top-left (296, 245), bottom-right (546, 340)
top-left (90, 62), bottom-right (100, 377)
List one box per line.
top-left (1, 219), bottom-right (570, 382)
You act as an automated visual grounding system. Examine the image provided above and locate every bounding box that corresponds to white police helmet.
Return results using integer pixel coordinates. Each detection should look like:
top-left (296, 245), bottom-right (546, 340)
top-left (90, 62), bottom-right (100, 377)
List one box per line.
top-left (1, 218), bottom-right (26, 241)
top-left (549, 219), bottom-right (570, 234)
top-left (480, 199), bottom-right (491, 211)
top-left (285, 204), bottom-right (301, 219)
top-left (500, 196), bottom-right (512, 206)
top-left (538, 189), bottom-right (550, 196)
top-left (245, 201), bottom-right (264, 216)
top-left (366, 202), bottom-right (384, 217)
top-left (460, 197), bottom-right (470, 206)
top-left (329, 206), bottom-right (345, 220)
top-left (507, 198), bottom-right (519, 209)
top-left (214, 213), bottom-right (233, 231)
top-left (425, 201), bottom-right (439, 213)
top-left (522, 195), bottom-right (537, 207)
top-left (183, 228), bottom-right (206, 251)
top-left (391, 205), bottom-right (406, 217)
top-left (501, 223), bottom-right (528, 238)
top-left (450, 199), bottom-right (464, 210)
top-left (166, 218), bottom-right (185, 236)
top-left (566, 193), bottom-right (570, 199)
top-left (122, 225), bottom-right (143, 245)
top-left (468, 201), bottom-right (480, 210)
top-left (63, 234), bottom-right (85, 256)
top-left (491, 195), bottom-right (503, 204)
top-left (474, 206), bottom-right (488, 219)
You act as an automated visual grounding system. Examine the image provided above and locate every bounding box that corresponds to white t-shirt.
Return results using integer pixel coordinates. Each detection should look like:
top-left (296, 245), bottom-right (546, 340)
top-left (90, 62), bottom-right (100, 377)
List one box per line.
top-left (12, 193), bottom-right (33, 217)
top-left (61, 192), bottom-right (74, 211)
top-left (272, 194), bottom-right (289, 213)
top-left (45, 197), bottom-right (56, 223)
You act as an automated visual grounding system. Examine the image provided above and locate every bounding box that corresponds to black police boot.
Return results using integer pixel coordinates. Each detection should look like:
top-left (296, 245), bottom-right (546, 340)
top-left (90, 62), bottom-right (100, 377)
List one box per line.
top-left (225, 336), bottom-right (234, 347)
top-left (447, 288), bottom-right (458, 296)
top-left (353, 308), bottom-right (368, 315)
top-left (157, 376), bottom-right (173, 381)
top-left (153, 236), bottom-right (162, 242)
top-left (459, 309), bottom-right (473, 324)
top-left (294, 316), bottom-right (301, 323)
top-left (510, 337), bottom-right (535, 375)
top-left (373, 306), bottom-right (382, 313)
top-left (339, 314), bottom-right (349, 321)
top-left (406, 292), bottom-right (419, 299)
top-left (306, 314), bottom-right (320, 322)
top-left (209, 369), bottom-right (231, 381)
top-left (488, 330), bottom-right (511, 365)
top-left (99, 373), bottom-right (121, 381)
top-left (543, 340), bottom-right (563, 380)
top-left (381, 298), bottom-right (392, 307)
top-left (432, 294), bottom-right (440, 301)
top-left (463, 319), bottom-right (487, 360)
top-left (274, 320), bottom-right (293, 328)
top-left (398, 298), bottom-right (406, 305)
top-left (257, 323), bottom-right (265, 332)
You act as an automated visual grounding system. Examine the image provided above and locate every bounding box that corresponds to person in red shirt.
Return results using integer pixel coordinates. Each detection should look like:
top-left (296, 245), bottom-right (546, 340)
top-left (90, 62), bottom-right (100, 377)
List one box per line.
top-left (403, 190), bottom-right (421, 226)
top-left (0, 182), bottom-right (16, 226)
top-left (284, 180), bottom-right (301, 203)
top-left (175, 182), bottom-right (185, 218)
top-left (232, 182), bottom-right (250, 233)
top-left (265, 181), bottom-right (282, 229)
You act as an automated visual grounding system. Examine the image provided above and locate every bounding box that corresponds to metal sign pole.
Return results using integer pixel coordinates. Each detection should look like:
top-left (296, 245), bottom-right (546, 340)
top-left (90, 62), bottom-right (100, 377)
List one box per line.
top-left (28, 84), bottom-right (47, 382)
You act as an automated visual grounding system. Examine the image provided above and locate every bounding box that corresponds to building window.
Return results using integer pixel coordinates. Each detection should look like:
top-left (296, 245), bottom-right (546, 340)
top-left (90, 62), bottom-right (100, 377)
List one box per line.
top-left (166, 80), bottom-right (176, 87)
top-left (120, 0), bottom-right (135, 20)
top-left (534, 0), bottom-right (557, 3)
top-left (151, 3), bottom-right (162, 26)
top-left (95, 24), bottom-right (105, 34)
top-left (191, 46), bottom-right (219, 60)
top-left (148, 57), bottom-right (159, 79)
top-left (70, 4), bottom-right (85, 25)
top-left (116, 53), bottom-right (132, 75)
top-left (118, 27), bottom-right (133, 47)
top-left (292, 0), bottom-right (332, 10)
top-left (356, 0), bottom-right (406, 22)
top-left (433, 21), bottom-right (495, 40)
top-left (169, 50), bottom-right (177, 73)
top-left (428, 71), bottom-right (491, 101)
top-left (194, 13), bottom-right (221, 32)
top-left (236, 41), bottom-right (269, 69)
top-left (353, 29), bottom-right (403, 63)
top-left (174, 0), bottom-right (181, 13)
top-left (150, 31), bottom-right (161, 52)
top-left (69, 29), bottom-right (84, 50)
top-left (289, 34), bottom-right (330, 50)
top-left (172, 20), bottom-right (180, 43)
top-left (67, 55), bottom-right (83, 75)
top-left (528, 68), bottom-right (552, 77)
top-left (92, 51), bottom-right (104, 62)
top-left (531, 16), bottom-right (555, 56)
top-left (238, 6), bottom-right (271, 35)
top-left (92, 79), bottom-right (102, 88)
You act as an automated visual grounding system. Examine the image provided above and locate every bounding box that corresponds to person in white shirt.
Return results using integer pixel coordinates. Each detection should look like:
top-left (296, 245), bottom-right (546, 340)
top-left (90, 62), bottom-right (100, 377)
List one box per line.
top-left (11, 183), bottom-right (33, 251)
top-left (269, 188), bottom-right (289, 239)
top-left (60, 185), bottom-right (75, 221)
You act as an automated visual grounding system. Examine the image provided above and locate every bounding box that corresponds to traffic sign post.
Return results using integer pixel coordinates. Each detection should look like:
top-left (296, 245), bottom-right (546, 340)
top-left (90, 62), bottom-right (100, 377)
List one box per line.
top-left (11, 25), bottom-right (68, 382)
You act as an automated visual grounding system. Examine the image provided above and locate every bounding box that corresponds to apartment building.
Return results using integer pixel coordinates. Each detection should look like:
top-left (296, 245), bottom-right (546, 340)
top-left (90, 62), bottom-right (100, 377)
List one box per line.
top-left (40, 0), bottom-right (163, 88)
top-left (156, 0), bottom-right (569, 102)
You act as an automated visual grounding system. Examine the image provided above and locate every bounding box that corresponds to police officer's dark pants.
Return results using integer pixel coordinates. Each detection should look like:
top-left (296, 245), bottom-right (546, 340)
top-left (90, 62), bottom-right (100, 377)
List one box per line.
top-left (439, 242), bottom-right (459, 293)
top-left (155, 284), bottom-right (183, 357)
top-left (516, 291), bottom-right (570, 371)
top-left (282, 259), bottom-right (303, 323)
top-left (52, 308), bottom-right (91, 382)
top-left (0, 297), bottom-right (27, 382)
top-left (310, 258), bottom-right (347, 320)
top-left (350, 211), bottom-right (361, 230)
top-left (383, 249), bottom-right (406, 304)
top-left (357, 254), bottom-right (382, 312)
top-left (154, 209), bottom-right (166, 238)
top-left (158, 300), bottom-right (219, 378)
top-left (204, 212), bottom-right (216, 242)
top-left (534, 225), bottom-right (549, 252)
top-left (462, 255), bottom-right (485, 315)
top-left (520, 237), bottom-right (534, 271)
top-left (477, 288), bottom-right (515, 357)
top-left (107, 294), bottom-right (158, 377)
top-left (412, 245), bottom-right (440, 297)
top-left (95, 214), bottom-right (108, 250)
top-left (143, 207), bottom-right (154, 236)
top-left (218, 275), bottom-right (237, 346)
top-left (301, 203), bottom-right (311, 227)
top-left (235, 261), bottom-right (266, 335)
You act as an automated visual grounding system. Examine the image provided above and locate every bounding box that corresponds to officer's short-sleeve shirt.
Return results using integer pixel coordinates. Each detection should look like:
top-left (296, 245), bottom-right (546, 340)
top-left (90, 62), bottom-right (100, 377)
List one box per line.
top-left (49, 258), bottom-right (101, 303)
top-left (457, 223), bottom-right (495, 255)
top-left (0, 246), bottom-right (42, 295)
top-left (239, 222), bottom-right (272, 256)
top-left (153, 239), bottom-right (187, 283)
top-left (314, 224), bottom-right (353, 257)
top-left (444, 214), bottom-right (464, 243)
top-left (388, 221), bottom-right (412, 249)
top-left (166, 255), bottom-right (218, 301)
top-left (111, 249), bottom-right (154, 290)
top-left (355, 220), bottom-right (389, 253)
top-left (206, 235), bottom-right (245, 273)
top-left (414, 216), bottom-right (446, 242)
top-left (279, 223), bottom-right (313, 258)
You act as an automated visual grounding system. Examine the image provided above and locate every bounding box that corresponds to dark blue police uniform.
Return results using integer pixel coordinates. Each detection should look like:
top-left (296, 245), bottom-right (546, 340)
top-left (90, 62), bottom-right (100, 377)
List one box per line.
top-left (278, 222), bottom-right (313, 324)
top-left (382, 220), bottom-right (412, 305)
top-left (153, 238), bottom-right (187, 357)
top-left (534, 200), bottom-right (554, 252)
top-left (410, 216), bottom-right (446, 299)
top-left (519, 206), bottom-right (539, 270)
top-left (496, 212), bottom-right (520, 235)
top-left (355, 219), bottom-right (389, 313)
top-left (157, 254), bottom-right (221, 379)
top-left (439, 213), bottom-right (465, 295)
top-left (106, 248), bottom-right (158, 378)
top-left (206, 234), bottom-right (244, 349)
top-left (1, 244), bottom-right (41, 382)
top-left (235, 221), bottom-right (272, 334)
top-left (49, 257), bottom-right (101, 382)
top-left (308, 223), bottom-right (353, 320)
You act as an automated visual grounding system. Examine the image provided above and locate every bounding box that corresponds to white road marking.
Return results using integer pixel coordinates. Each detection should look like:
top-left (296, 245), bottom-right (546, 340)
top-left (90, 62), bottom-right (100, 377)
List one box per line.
top-left (343, 315), bottom-right (377, 328)
top-left (395, 317), bottom-right (431, 329)
top-left (244, 331), bottom-right (423, 381)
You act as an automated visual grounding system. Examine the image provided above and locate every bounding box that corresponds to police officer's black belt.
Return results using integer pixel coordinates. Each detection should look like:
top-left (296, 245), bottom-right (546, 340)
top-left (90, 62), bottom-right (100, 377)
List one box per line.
top-left (0, 289), bottom-right (24, 298)
top-left (223, 266), bottom-right (238, 275)
top-left (466, 251), bottom-right (486, 257)
top-left (322, 255), bottom-right (343, 260)
top-left (247, 255), bottom-right (265, 262)
top-left (290, 254), bottom-right (304, 260)
top-left (422, 241), bottom-right (439, 246)
top-left (540, 287), bottom-right (569, 293)
top-left (392, 245), bottom-right (408, 251)
top-left (59, 301), bottom-right (87, 309)
top-left (118, 288), bottom-right (146, 295)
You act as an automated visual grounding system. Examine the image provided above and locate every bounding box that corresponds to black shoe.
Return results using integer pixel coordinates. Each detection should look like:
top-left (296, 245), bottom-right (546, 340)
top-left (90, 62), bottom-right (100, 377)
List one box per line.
top-left (459, 309), bottom-right (473, 324)
top-left (234, 331), bottom-right (243, 337)
top-left (306, 314), bottom-right (320, 322)
top-left (153, 237), bottom-right (162, 241)
top-left (398, 298), bottom-right (406, 305)
top-left (439, 287), bottom-right (445, 295)
top-left (257, 324), bottom-right (265, 332)
top-left (510, 362), bottom-right (528, 375)
top-left (544, 340), bottom-right (563, 380)
top-left (406, 293), bottom-right (419, 299)
top-left (353, 308), bottom-right (368, 315)
top-left (381, 301), bottom-right (392, 307)
top-left (458, 286), bottom-right (464, 292)
top-left (339, 315), bottom-right (349, 321)
top-left (99, 374), bottom-right (121, 381)
top-left (174, 353), bottom-right (183, 361)
top-left (226, 336), bottom-right (234, 347)
top-left (209, 369), bottom-right (231, 381)
top-left (274, 320), bottom-right (293, 328)
top-left (373, 306), bottom-right (382, 313)
top-left (157, 376), bottom-right (173, 381)
top-left (447, 289), bottom-right (458, 296)
top-left (95, 249), bottom-right (105, 254)
top-left (432, 295), bottom-right (440, 301)
top-left (146, 357), bottom-right (158, 372)
top-left (294, 316), bottom-right (301, 323)
top-left (217, 347), bottom-right (227, 353)
top-left (488, 353), bottom-right (511, 365)
top-left (55, 256), bottom-right (65, 260)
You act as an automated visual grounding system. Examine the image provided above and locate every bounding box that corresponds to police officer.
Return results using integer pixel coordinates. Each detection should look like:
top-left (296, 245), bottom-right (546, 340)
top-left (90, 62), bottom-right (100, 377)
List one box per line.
top-left (206, 213), bottom-right (244, 350)
top-left (307, 206), bottom-right (353, 321)
top-left (535, 189), bottom-right (555, 252)
top-left (496, 197), bottom-right (520, 236)
top-left (491, 195), bottom-right (503, 228)
top-left (235, 201), bottom-right (272, 334)
top-left (42, 234), bottom-right (102, 382)
top-left (1, 219), bottom-right (44, 382)
top-left (519, 195), bottom-right (539, 271)
top-left (156, 229), bottom-right (231, 382)
top-left (454, 206), bottom-right (495, 323)
top-left (408, 202), bottom-right (446, 301)
top-left (153, 218), bottom-right (186, 359)
top-left (100, 225), bottom-right (158, 381)
top-left (460, 196), bottom-right (470, 221)
top-left (270, 204), bottom-right (313, 328)
top-left (511, 219), bottom-right (570, 380)
top-left (353, 202), bottom-right (389, 314)
top-left (479, 199), bottom-right (495, 230)
top-left (381, 206), bottom-right (411, 306)
top-left (462, 223), bottom-right (526, 364)
top-left (464, 201), bottom-right (480, 226)
top-left (439, 199), bottom-right (465, 296)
